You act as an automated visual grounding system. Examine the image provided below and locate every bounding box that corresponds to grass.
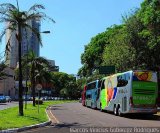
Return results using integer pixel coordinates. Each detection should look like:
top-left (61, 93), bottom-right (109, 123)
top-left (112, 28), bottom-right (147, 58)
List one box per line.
top-left (0, 100), bottom-right (77, 130)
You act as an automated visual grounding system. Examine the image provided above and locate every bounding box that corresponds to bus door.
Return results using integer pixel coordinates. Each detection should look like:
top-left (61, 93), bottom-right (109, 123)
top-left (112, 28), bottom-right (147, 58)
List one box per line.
top-left (100, 79), bottom-right (106, 110)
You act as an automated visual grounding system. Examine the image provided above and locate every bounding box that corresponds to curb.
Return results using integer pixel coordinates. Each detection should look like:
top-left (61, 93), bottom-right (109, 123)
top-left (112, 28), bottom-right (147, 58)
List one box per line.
top-left (0, 109), bottom-right (52, 133)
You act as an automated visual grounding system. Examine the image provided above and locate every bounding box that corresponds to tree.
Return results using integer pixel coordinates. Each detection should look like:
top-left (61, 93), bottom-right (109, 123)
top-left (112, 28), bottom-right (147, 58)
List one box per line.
top-left (76, 78), bottom-right (87, 92)
top-left (23, 51), bottom-right (51, 106)
top-left (51, 72), bottom-right (80, 99)
top-left (102, 25), bottom-right (136, 72)
top-left (137, 0), bottom-right (160, 69)
top-left (0, 62), bottom-right (9, 80)
top-left (80, 32), bottom-right (108, 76)
top-left (0, 2), bottom-right (54, 115)
top-left (123, 9), bottom-right (151, 70)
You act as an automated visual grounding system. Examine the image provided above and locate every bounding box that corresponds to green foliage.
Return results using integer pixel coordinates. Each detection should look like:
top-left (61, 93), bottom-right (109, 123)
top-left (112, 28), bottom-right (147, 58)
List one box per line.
top-left (22, 51), bottom-right (52, 106)
top-left (76, 78), bottom-right (87, 91)
top-left (51, 72), bottom-right (80, 99)
top-left (0, 63), bottom-right (9, 80)
top-left (137, 0), bottom-right (160, 68)
top-left (80, 32), bottom-right (108, 76)
top-left (79, 0), bottom-right (160, 78)
top-left (35, 99), bottom-right (43, 104)
top-left (102, 25), bottom-right (136, 72)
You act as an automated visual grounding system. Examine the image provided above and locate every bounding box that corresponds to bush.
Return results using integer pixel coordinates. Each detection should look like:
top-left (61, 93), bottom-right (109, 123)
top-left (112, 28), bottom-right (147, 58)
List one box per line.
top-left (35, 99), bottom-right (43, 104)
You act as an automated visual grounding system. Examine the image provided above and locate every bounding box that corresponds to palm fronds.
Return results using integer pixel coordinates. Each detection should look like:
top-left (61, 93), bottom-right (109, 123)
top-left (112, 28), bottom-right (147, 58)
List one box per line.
top-left (28, 4), bottom-right (45, 13)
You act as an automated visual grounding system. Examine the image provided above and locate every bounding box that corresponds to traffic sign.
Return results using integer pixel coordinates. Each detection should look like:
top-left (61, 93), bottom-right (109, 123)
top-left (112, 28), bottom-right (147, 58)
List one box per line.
top-left (99, 66), bottom-right (115, 74)
top-left (36, 84), bottom-right (42, 91)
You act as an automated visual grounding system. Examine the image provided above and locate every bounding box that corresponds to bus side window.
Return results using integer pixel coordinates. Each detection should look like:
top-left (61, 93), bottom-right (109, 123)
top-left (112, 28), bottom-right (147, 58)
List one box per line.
top-left (117, 75), bottom-right (128, 87)
top-left (101, 80), bottom-right (105, 90)
top-left (98, 80), bottom-right (102, 88)
top-left (87, 94), bottom-right (91, 99)
top-left (96, 88), bottom-right (100, 100)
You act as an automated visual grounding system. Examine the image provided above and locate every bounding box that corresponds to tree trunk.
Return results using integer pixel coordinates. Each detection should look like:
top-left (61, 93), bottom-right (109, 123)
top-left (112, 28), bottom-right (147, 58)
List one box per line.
top-left (31, 64), bottom-right (36, 106)
top-left (18, 23), bottom-right (24, 116)
top-left (32, 80), bottom-right (36, 106)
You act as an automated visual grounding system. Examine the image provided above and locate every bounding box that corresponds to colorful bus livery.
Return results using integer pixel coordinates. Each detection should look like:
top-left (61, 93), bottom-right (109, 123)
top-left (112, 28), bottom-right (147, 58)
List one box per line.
top-left (97, 70), bottom-right (158, 116)
top-left (131, 71), bottom-right (157, 109)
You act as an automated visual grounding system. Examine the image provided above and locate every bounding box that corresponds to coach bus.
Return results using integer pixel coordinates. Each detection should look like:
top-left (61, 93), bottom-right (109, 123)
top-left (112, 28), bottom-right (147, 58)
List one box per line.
top-left (85, 80), bottom-right (100, 108)
top-left (96, 70), bottom-right (158, 116)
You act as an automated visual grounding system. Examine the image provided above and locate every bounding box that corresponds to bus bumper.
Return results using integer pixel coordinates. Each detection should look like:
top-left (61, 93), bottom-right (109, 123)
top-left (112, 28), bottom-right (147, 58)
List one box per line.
top-left (129, 107), bottom-right (158, 114)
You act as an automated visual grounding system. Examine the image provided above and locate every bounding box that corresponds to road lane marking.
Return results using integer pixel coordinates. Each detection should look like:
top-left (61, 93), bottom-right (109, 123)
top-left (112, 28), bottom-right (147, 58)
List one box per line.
top-left (49, 107), bottom-right (60, 124)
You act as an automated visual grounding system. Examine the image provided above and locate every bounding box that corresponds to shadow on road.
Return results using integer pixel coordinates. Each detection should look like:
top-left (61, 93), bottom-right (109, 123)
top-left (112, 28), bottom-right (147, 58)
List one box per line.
top-left (51, 105), bottom-right (62, 108)
top-left (50, 105), bottom-right (66, 110)
top-left (55, 122), bottom-right (88, 128)
top-left (55, 122), bottom-right (89, 128)
top-left (123, 114), bottom-right (160, 121)
top-left (96, 109), bottom-right (160, 121)
top-left (46, 123), bottom-right (90, 133)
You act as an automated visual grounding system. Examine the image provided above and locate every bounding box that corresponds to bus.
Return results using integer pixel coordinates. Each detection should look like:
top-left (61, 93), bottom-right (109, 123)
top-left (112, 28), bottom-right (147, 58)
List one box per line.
top-left (81, 85), bottom-right (87, 106)
top-left (157, 71), bottom-right (160, 107)
top-left (96, 70), bottom-right (158, 116)
top-left (85, 80), bottom-right (100, 108)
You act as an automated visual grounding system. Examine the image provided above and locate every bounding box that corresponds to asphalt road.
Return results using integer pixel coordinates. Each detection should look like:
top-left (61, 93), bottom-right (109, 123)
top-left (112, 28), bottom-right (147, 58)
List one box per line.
top-left (21, 102), bottom-right (160, 133)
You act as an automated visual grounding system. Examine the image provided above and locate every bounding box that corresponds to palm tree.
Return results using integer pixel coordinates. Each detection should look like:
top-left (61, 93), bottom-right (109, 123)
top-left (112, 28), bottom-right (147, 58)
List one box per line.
top-left (0, 2), bottom-right (55, 116)
top-left (23, 51), bottom-right (51, 106)
top-left (0, 62), bottom-right (8, 80)
top-left (36, 67), bottom-right (54, 98)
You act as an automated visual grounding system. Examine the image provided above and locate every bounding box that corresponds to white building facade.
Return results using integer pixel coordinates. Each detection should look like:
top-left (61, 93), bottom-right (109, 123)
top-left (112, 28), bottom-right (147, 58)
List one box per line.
top-left (5, 19), bottom-right (40, 68)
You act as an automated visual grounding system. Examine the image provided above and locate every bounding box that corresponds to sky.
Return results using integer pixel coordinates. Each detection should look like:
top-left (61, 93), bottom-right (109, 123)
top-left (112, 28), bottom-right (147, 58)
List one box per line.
top-left (0, 0), bottom-right (144, 74)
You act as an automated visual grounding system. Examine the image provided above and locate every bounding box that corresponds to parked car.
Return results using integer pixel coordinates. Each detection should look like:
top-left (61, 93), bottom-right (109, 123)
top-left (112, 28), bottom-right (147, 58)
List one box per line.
top-left (0, 96), bottom-right (6, 103)
top-left (5, 96), bottom-right (12, 102)
top-left (79, 98), bottom-right (82, 103)
top-left (42, 96), bottom-right (49, 101)
top-left (23, 95), bottom-right (32, 101)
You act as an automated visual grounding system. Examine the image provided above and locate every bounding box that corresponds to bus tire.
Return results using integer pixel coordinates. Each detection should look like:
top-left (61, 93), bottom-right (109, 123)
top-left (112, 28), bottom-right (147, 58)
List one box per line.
top-left (91, 103), bottom-right (93, 108)
top-left (100, 103), bottom-right (103, 112)
top-left (114, 106), bottom-right (118, 116)
top-left (117, 106), bottom-right (122, 117)
top-left (86, 101), bottom-right (88, 107)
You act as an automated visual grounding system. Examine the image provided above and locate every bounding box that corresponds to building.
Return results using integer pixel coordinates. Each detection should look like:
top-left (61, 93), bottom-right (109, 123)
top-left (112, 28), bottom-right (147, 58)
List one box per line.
top-left (47, 59), bottom-right (59, 72)
top-left (0, 67), bottom-right (15, 99)
top-left (5, 19), bottom-right (40, 68)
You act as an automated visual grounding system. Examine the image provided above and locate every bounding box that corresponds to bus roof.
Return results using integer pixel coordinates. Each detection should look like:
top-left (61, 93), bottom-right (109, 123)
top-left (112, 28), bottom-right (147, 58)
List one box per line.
top-left (101, 70), bottom-right (156, 80)
top-left (87, 79), bottom-right (99, 85)
top-left (101, 70), bottom-right (132, 80)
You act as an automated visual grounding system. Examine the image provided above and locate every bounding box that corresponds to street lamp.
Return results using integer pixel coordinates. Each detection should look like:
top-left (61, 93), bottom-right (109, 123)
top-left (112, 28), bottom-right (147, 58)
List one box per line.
top-left (41, 31), bottom-right (50, 34)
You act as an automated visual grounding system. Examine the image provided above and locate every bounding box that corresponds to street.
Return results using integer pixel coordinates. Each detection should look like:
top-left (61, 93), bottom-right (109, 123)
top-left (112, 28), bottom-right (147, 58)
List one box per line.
top-left (21, 102), bottom-right (160, 133)
top-left (0, 101), bottom-right (18, 110)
